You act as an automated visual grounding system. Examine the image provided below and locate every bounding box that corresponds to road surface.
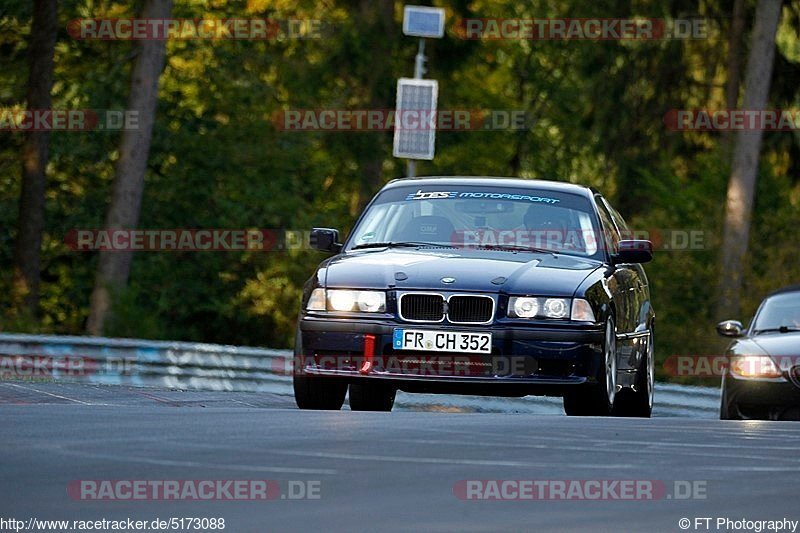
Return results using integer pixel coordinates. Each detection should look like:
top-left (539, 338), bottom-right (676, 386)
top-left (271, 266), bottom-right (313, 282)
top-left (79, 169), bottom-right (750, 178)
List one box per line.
top-left (2, 381), bottom-right (799, 532)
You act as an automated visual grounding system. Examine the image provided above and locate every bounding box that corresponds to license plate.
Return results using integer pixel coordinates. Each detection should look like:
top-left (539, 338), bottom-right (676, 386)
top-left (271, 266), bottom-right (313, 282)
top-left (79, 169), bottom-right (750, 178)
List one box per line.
top-left (393, 329), bottom-right (492, 354)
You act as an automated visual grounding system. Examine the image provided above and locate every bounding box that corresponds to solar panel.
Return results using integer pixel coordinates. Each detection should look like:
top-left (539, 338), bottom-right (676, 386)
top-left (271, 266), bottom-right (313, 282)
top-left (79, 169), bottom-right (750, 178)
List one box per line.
top-left (403, 6), bottom-right (445, 38)
top-left (393, 78), bottom-right (438, 160)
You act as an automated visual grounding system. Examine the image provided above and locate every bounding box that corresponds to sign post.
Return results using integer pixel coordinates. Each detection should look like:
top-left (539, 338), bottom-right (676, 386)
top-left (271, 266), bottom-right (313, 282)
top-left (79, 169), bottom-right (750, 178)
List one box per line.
top-left (394, 6), bottom-right (445, 177)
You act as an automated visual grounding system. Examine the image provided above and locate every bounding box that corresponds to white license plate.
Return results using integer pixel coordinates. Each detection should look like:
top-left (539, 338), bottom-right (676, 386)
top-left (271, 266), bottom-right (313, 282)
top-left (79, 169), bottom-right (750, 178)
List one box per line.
top-left (393, 329), bottom-right (492, 354)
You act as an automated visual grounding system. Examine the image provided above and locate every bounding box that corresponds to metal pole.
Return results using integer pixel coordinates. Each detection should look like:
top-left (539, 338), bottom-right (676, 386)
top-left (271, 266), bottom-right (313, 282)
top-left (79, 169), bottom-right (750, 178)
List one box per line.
top-left (414, 39), bottom-right (425, 79)
top-left (406, 39), bottom-right (426, 178)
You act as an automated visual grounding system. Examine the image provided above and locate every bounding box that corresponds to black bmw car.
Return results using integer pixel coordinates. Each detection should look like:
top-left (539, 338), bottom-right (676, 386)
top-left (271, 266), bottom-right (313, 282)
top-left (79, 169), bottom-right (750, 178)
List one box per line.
top-left (717, 286), bottom-right (800, 420)
top-left (294, 177), bottom-right (655, 416)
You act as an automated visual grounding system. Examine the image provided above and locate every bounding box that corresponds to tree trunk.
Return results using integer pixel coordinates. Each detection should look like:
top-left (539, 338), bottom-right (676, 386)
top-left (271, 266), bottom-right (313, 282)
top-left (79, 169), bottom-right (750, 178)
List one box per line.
top-left (86, 0), bottom-right (173, 335)
top-left (716, 0), bottom-right (782, 319)
top-left (722, 0), bottom-right (746, 149)
top-left (725, 0), bottom-right (747, 111)
top-left (358, 0), bottom-right (395, 204)
top-left (12, 0), bottom-right (58, 316)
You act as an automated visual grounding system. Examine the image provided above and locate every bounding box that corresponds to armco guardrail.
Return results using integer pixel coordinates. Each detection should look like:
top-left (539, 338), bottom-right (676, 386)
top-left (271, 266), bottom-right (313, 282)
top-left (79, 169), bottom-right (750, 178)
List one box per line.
top-left (0, 332), bottom-right (291, 394)
top-left (0, 333), bottom-right (719, 417)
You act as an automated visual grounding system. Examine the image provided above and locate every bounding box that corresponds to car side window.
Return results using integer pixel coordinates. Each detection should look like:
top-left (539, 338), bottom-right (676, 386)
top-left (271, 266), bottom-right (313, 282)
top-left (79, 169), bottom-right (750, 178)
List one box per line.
top-left (606, 202), bottom-right (631, 239)
top-left (595, 198), bottom-right (619, 256)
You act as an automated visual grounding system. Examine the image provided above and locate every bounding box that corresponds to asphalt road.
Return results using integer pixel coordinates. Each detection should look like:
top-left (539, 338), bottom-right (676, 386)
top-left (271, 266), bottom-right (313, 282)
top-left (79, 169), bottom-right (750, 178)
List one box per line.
top-left (2, 381), bottom-right (800, 533)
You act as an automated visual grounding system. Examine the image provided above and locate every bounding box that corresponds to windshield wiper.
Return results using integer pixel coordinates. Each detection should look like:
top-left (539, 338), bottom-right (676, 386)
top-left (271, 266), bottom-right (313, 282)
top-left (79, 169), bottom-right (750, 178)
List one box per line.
top-left (478, 243), bottom-right (558, 255)
top-left (753, 326), bottom-right (800, 334)
top-left (351, 241), bottom-right (442, 250)
top-left (351, 241), bottom-right (558, 255)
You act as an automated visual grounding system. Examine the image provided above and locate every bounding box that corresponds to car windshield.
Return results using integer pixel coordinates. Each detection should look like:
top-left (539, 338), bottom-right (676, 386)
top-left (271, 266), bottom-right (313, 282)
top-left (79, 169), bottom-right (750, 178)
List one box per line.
top-left (752, 292), bottom-right (800, 333)
top-left (346, 184), bottom-right (602, 259)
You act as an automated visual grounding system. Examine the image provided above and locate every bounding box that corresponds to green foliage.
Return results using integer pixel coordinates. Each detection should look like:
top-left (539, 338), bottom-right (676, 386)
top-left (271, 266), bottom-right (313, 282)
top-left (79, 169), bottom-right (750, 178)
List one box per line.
top-left (1, 0), bottom-right (799, 389)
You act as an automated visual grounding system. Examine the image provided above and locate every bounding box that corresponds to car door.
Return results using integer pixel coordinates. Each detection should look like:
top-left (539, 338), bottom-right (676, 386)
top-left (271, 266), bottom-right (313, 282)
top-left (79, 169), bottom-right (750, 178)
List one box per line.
top-left (605, 199), bottom-right (651, 332)
top-left (595, 196), bottom-right (636, 349)
top-left (598, 196), bottom-right (652, 374)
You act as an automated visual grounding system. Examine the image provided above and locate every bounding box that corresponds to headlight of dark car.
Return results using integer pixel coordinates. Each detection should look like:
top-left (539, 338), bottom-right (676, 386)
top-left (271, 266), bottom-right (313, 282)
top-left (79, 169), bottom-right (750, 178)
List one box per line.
top-left (307, 288), bottom-right (386, 313)
top-left (728, 355), bottom-right (783, 379)
top-left (507, 296), bottom-right (595, 322)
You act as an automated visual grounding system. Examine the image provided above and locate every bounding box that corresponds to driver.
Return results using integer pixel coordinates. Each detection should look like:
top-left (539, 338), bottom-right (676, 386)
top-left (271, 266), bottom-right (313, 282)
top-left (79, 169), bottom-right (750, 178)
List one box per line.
top-left (786, 304), bottom-right (800, 328)
top-left (523, 204), bottom-right (572, 250)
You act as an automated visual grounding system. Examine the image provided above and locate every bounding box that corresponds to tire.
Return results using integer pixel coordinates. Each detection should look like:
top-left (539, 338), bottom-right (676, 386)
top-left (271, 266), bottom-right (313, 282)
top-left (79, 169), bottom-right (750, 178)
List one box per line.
top-left (348, 381), bottom-right (396, 412)
top-left (613, 324), bottom-right (654, 418)
top-left (564, 318), bottom-right (617, 416)
top-left (719, 379), bottom-right (741, 420)
top-left (293, 369), bottom-right (348, 410)
top-left (292, 329), bottom-right (347, 410)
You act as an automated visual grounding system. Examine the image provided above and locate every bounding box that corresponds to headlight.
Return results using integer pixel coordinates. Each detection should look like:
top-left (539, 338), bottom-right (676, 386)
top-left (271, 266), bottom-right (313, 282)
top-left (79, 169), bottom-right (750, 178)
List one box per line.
top-left (306, 289), bottom-right (386, 313)
top-left (307, 288), bottom-right (326, 311)
top-left (570, 298), bottom-right (596, 322)
top-left (353, 290), bottom-right (385, 312)
top-left (508, 297), bottom-right (571, 319)
top-left (328, 290), bottom-right (358, 311)
top-left (510, 297), bottom-right (538, 318)
top-left (729, 355), bottom-right (783, 379)
top-left (543, 298), bottom-right (569, 319)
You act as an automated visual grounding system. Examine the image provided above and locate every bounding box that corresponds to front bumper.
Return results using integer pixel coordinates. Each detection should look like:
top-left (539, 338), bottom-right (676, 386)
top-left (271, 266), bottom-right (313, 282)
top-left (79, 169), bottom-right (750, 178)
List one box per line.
top-left (723, 373), bottom-right (800, 420)
top-left (297, 315), bottom-right (604, 394)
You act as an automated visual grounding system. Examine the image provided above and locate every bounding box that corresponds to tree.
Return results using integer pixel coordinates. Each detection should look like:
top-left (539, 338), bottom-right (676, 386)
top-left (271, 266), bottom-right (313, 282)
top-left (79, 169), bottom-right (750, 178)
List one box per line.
top-left (86, 0), bottom-right (173, 335)
top-left (12, 0), bottom-right (58, 316)
top-left (717, 0), bottom-right (783, 319)
top-left (723, 0), bottom-right (747, 150)
top-left (358, 0), bottom-right (396, 202)
top-left (725, 0), bottom-right (747, 112)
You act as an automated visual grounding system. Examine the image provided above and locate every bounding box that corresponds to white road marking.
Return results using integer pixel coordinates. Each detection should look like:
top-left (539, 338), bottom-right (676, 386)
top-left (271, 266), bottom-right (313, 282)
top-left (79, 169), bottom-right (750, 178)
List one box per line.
top-left (37, 444), bottom-right (338, 476)
top-left (392, 437), bottom-right (800, 465)
top-left (270, 450), bottom-right (635, 470)
top-left (1, 382), bottom-right (96, 405)
top-left (410, 426), bottom-right (800, 452)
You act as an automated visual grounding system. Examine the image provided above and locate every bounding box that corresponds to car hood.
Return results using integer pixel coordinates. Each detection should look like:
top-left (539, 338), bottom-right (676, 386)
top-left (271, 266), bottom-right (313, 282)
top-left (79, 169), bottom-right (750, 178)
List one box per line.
top-left (322, 249), bottom-right (601, 296)
top-left (746, 333), bottom-right (800, 357)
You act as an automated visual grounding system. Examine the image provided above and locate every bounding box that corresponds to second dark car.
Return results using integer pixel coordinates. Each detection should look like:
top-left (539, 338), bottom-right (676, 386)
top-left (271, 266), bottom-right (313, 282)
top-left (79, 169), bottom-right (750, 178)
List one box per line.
top-left (717, 286), bottom-right (800, 420)
top-left (294, 177), bottom-right (655, 416)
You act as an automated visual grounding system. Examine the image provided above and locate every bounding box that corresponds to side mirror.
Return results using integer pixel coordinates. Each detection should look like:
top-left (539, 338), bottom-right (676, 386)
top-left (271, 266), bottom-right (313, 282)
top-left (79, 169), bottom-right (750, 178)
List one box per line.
top-left (309, 228), bottom-right (342, 253)
top-left (716, 320), bottom-right (744, 338)
top-left (613, 240), bottom-right (653, 264)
